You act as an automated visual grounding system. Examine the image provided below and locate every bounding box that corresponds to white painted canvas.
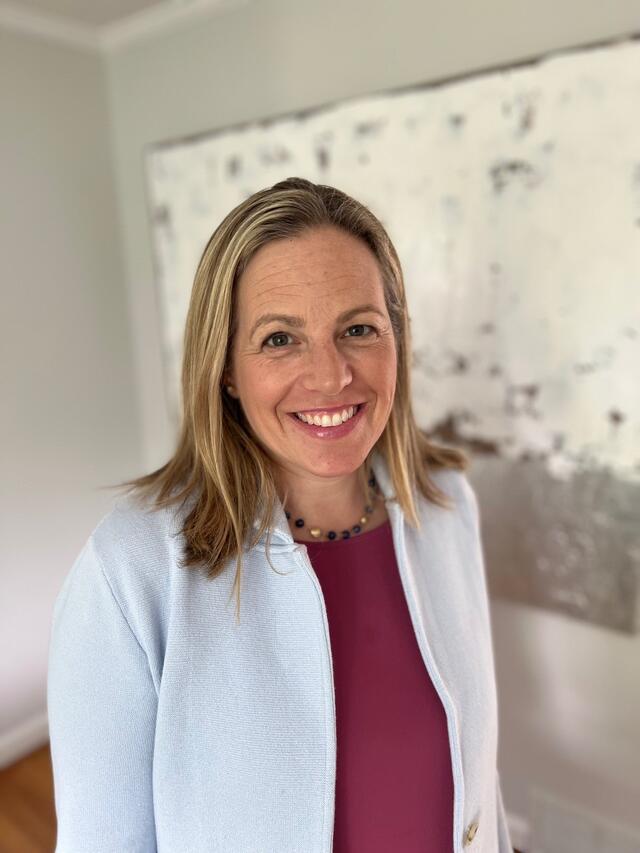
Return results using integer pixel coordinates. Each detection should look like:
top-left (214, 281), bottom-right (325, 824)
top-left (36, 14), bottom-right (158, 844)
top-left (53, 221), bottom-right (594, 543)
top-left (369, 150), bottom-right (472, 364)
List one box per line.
top-left (144, 37), bottom-right (640, 632)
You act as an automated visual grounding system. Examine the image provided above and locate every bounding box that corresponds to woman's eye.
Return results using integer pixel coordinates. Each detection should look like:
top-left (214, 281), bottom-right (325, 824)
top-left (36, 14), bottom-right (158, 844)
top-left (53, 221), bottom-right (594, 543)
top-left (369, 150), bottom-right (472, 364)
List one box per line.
top-left (345, 324), bottom-right (373, 338)
top-left (263, 332), bottom-right (293, 348)
top-left (262, 324), bottom-right (374, 349)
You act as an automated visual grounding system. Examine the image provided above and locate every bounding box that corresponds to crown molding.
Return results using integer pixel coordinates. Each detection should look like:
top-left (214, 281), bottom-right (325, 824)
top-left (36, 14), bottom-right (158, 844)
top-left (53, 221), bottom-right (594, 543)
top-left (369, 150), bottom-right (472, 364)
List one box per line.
top-left (0, 0), bottom-right (251, 53)
top-left (0, 2), bottom-right (99, 50)
top-left (98, 0), bottom-right (250, 52)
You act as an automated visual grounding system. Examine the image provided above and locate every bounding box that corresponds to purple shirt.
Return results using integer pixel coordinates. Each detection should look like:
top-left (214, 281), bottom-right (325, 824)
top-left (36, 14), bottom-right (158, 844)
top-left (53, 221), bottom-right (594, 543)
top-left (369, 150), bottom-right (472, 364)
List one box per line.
top-left (295, 519), bottom-right (454, 852)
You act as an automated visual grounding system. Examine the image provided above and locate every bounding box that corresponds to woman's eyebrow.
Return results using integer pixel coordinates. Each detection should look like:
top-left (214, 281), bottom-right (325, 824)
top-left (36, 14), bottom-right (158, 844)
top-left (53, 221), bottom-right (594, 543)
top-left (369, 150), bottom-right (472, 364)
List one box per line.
top-left (249, 304), bottom-right (385, 339)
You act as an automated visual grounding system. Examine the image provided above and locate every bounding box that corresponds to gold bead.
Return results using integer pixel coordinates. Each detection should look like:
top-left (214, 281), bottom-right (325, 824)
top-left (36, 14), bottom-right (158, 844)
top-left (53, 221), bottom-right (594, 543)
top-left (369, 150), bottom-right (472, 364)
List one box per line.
top-left (309, 528), bottom-right (322, 538)
top-left (360, 516), bottom-right (368, 525)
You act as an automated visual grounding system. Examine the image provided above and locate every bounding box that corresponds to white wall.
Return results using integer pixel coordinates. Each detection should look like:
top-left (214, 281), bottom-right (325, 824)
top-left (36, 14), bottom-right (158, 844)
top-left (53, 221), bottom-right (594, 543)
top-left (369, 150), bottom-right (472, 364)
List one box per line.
top-left (104, 0), bottom-right (640, 846)
top-left (0, 29), bottom-right (141, 764)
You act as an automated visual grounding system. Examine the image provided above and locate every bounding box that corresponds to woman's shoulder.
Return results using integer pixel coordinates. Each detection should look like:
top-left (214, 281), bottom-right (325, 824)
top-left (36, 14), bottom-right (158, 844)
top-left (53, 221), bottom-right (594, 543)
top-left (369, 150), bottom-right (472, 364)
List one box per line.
top-left (50, 494), bottom-right (187, 691)
top-left (374, 447), bottom-right (476, 519)
top-left (408, 467), bottom-right (489, 609)
top-left (86, 491), bottom-right (184, 558)
top-left (93, 491), bottom-right (188, 551)
top-left (67, 492), bottom-right (191, 619)
top-left (415, 465), bottom-right (479, 526)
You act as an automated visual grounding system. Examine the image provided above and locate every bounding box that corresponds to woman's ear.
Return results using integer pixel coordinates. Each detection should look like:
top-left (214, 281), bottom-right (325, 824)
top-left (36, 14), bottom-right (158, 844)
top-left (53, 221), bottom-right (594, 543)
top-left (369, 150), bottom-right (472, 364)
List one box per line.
top-left (222, 373), bottom-right (237, 397)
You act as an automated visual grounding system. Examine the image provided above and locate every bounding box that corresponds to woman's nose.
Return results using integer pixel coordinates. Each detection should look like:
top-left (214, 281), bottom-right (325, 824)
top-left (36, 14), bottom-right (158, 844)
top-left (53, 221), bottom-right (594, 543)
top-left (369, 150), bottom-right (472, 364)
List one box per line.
top-left (300, 345), bottom-right (353, 393)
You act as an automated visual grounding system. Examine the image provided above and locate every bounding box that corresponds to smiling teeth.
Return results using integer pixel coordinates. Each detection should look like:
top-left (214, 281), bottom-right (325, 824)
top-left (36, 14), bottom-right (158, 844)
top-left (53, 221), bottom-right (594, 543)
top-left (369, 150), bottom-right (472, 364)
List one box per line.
top-left (296, 405), bottom-right (357, 426)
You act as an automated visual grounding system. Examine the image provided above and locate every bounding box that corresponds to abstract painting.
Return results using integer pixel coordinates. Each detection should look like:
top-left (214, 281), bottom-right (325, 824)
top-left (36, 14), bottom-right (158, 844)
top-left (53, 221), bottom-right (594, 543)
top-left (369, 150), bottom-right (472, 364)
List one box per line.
top-left (144, 36), bottom-right (640, 632)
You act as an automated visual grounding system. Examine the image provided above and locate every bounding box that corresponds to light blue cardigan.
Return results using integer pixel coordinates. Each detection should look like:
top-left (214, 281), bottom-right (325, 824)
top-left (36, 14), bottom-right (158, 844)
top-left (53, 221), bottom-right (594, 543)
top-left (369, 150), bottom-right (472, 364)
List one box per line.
top-left (47, 450), bottom-right (513, 852)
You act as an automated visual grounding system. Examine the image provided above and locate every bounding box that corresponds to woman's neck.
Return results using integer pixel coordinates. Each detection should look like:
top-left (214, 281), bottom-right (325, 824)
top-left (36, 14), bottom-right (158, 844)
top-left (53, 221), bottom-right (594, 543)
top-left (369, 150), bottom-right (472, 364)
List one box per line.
top-left (276, 465), bottom-right (386, 541)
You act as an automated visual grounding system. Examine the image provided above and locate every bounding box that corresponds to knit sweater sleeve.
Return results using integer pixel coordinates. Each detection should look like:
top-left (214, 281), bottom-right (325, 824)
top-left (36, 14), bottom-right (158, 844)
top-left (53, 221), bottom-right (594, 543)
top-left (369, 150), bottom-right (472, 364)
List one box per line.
top-left (47, 536), bottom-right (158, 853)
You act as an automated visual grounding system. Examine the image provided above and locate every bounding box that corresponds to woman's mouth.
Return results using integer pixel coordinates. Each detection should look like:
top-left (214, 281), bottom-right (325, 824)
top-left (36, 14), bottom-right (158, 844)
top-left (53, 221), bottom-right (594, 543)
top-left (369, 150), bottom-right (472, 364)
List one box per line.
top-left (287, 403), bottom-right (367, 439)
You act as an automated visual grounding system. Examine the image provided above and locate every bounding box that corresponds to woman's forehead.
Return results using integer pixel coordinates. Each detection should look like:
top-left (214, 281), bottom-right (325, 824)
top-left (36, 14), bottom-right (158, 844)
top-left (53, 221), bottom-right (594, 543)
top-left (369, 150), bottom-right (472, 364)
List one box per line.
top-left (238, 232), bottom-right (384, 304)
top-left (242, 227), bottom-right (379, 279)
top-left (239, 274), bottom-right (386, 332)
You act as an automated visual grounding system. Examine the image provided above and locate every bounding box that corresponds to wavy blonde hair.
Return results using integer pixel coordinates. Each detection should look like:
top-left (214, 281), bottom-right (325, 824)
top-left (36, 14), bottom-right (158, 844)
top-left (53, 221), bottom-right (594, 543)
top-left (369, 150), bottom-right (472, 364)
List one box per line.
top-left (114, 177), bottom-right (468, 619)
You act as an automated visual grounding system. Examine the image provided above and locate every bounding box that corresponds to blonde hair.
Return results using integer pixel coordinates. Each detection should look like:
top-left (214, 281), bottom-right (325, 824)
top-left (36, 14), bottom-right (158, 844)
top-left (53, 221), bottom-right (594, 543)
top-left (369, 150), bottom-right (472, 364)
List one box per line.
top-left (113, 177), bottom-right (468, 619)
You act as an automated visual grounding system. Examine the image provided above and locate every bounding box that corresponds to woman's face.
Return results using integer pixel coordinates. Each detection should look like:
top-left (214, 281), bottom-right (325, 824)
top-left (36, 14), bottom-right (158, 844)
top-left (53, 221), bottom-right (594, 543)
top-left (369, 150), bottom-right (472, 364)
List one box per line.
top-left (226, 225), bottom-right (397, 482)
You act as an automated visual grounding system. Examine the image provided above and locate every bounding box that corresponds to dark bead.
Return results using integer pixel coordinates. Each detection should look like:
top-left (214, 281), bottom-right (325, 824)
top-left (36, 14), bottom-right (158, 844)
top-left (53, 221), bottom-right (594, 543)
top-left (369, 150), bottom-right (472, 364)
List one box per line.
top-left (368, 476), bottom-right (375, 487)
top-left (295, 518), bottom-right (305, 527)
top-left (285, 511), bottom-right (291, 519)
top-left (365, 505), bottom-right (373, 513)
top-left (352, 525), bottom-right (361, 533)
top-left (328, 531), bottom-right (337, 540)
top-left (341, 530), bottom-right (350, 539)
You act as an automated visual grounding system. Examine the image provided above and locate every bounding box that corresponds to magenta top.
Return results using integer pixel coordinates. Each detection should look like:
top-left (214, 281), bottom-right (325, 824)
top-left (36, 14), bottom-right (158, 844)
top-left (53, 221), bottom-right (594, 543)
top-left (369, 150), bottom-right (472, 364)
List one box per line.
top-left (294, 519), bottom-right (454, 852)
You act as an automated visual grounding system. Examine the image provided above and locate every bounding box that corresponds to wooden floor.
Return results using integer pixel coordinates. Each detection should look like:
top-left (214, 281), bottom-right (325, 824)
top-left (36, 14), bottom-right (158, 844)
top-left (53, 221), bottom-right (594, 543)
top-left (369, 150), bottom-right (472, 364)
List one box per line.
top-left (0, 744), bottom-right (56, 853)
top-left (0, 743), bottom-right (523, 852)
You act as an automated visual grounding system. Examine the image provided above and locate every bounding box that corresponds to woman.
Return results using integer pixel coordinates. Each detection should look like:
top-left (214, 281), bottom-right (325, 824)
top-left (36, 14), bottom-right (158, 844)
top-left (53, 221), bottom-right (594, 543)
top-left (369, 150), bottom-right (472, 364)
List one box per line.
top-left (47, 177), bottom-right (513, 852)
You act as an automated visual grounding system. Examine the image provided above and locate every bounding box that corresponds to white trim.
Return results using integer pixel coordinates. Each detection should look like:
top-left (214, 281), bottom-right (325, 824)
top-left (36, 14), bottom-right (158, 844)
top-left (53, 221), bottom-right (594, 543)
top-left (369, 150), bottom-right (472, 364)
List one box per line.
top-left (0, 708), bottom-right (49, 770)
top-left (99, 0), bottom-right (251, 52)
top-left (0, 0), bottom-right (251, 53)
top-left (0, 1), bottom-right (99, 50)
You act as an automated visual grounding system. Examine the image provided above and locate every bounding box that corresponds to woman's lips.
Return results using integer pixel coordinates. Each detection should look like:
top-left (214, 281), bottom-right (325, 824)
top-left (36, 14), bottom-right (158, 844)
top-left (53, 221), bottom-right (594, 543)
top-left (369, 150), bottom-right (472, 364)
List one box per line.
top-left (287, 402), bottom-right (367, 439)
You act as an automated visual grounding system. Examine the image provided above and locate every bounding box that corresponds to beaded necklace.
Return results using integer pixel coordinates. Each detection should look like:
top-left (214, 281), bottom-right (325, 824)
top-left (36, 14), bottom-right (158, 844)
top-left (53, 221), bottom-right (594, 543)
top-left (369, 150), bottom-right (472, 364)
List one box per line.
top-left (285, 469), bottom-right (381, 541)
